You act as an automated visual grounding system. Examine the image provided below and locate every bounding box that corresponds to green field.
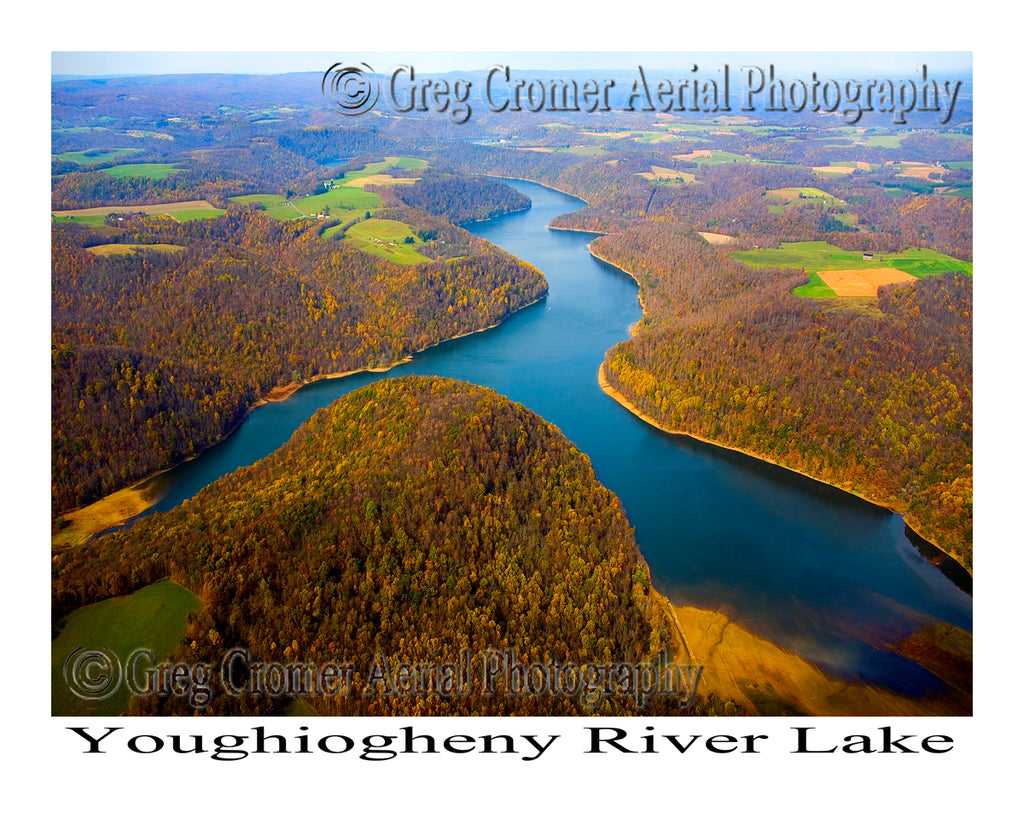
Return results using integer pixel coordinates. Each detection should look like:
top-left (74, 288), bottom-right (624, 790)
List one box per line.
top-left (731, 241), bottom-right (973, 297)
top-left (766, 187), bottom-right (845, 205)
top-left (765, 187), bottom-right (847, 216)
top-left (691, 150), bottom-right (754, 164)
top-left (52, 580), bottom-right (202, 716)
top-left (55, 147), bottom-right (143, 165)
top-left (230, 156), bottom-right (428, 221)
top-left (634, 131), bottom-right (683, 143)
top-left (292, 186), bottom-right (382, 217)
top-left (229, 193), bottom-right (305, 219)
top-left (857, 133), bottom-right (908, 149)
top-left (101, 163), bottom-right (181, 180)
top-left (171, 208), bottom-right (226, 222)
top-left (344, 218), bottom-right (431, 264)
top-left (357, 155), bottom-right (428, 173)
top-left (54, 214), bottom-right (108, 227)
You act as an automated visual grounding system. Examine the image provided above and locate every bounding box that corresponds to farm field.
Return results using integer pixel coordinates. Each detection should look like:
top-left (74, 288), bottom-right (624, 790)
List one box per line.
top-left (85, 243), bottom-right (185, 256)
top-left (637, 165), bottom-right (696, 183)
top-left (173, 208), bottom-right (227, 221)
top-left (557, 144), bottom-right (609, 156)
top-left (52, 199), bottom-right (219, 218)
top-left (764, 186), bottom-right (846, 211)
top-left (817, 267), bottom-right (918, 296)
top-left (697, 231), bottom-right (736, 245)
top-left (100, 163), bottom-right (181, 180)
top-left (731, 241), bottom-right (973, 297)
top-left (673, 149), bottom-right (754, 164)
top-left (344, 218), bottom-right (431, 264)
top-left (51, 157), bottom-right (429, 227)
top-left (813, 160), bottom-right (876, 177)
top-left (230, 156), bottom-right (428, 220)
top-left (55, 147), bottom-right (143, 165)
top-left (51, 580), bottom-right (202, 716)
top-left (855, 133), bottom-right (908, 148)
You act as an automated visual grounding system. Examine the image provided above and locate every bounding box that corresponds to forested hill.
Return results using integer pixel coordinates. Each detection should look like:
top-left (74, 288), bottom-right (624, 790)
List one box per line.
top-left (595, 225), bottom-right (972, 570)
top-left (377, 172), bottom-right (532, 224)
top-left (52, 377), bottom-right (672, 716)
top-left (51, 208), bottom-right (546, 516)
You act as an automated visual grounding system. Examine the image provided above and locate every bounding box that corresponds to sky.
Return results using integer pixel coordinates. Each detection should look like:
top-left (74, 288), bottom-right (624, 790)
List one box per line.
top-left (52, 51), bottom-right (973, 78)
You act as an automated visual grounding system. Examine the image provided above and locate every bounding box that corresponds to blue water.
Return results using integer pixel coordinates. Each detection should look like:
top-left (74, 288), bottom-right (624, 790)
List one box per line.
top-left (132, 180), bottom-right (972, 696)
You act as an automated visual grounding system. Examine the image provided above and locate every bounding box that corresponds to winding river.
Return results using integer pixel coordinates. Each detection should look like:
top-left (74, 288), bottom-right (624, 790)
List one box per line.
top-left (131, 180), bottom-right (972, 697)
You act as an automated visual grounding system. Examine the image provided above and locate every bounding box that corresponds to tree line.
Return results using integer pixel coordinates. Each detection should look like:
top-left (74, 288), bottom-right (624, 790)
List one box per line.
top-left (52, 207), bottom-right (547, 517)
top-left (593, 224), bottom-right (972, 568)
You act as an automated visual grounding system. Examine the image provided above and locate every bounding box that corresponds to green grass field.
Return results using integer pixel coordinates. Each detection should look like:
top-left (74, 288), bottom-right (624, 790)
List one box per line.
top-left (55, 147), bottom-right (143, 165)
top-left (766, 187), bottom-right (845, 206)
top-left (292, 186), bottom-right (382, 216)
top-left (229, 193), bottom-right (306, 219)
top-left (857, 134), bottom-right (908, 148)
top-left (635, 131), bottom-right (683, 143)
top-left (52, 580), bottom-right (202, 716)
top-left (339, 156), bottom-right (428, 180)
top-left (101, 163), bottom-right (181, 180)
top-left (54, 214), bottom-right (108, 227)
top-left (230, 157), bottom-right (428, 222)
top-left (344, 218), bottom-right (430, 264)
top-left (171, 208), bottom-right (226, 222)
top-left (731, 241), bottom-right (973, 298)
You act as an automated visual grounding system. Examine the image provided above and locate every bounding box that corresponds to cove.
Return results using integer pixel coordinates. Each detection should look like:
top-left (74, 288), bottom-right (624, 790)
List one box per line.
top-left (126, 180), bottom-right (972, 697)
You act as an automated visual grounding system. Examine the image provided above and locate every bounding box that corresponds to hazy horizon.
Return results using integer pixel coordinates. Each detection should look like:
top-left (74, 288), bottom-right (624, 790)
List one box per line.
top-left (52, 51), bottom-right (973, 79)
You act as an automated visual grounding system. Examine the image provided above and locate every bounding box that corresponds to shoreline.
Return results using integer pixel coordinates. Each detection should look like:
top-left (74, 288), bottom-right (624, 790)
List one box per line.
top-left (654, 593), bottom-right (970, 716)
top-left (589, 240), bottom-right (970, 577)
top-left (597, 362), bottom-right (969, 576)
top-left (55, 295), bottom-right (547, 545)
top-left (484, 174), bottom-right (587, 204)
top-left (455, 201), bottom-right (533, 227)
top-left (587, 245), bottom-right (647, 333)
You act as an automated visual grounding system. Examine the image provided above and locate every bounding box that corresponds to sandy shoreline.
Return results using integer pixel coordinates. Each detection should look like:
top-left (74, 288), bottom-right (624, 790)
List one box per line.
top-left (655, 593), bottom-right (970, 716)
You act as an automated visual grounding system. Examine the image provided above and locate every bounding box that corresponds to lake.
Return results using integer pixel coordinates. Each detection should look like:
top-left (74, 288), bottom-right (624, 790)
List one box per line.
top-left (130, 179), bottom-right (972, 697)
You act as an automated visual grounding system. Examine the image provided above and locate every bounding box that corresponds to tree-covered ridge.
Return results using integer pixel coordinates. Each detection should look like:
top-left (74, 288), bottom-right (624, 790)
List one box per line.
top-left (52, 377), bottom-right (671, 716)
top-left (377, 172), bottom-right (531, 224)
top-left (52, 208), bottom-right (546, 516)
top-left (594, 225), bottom-right (972, 569)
